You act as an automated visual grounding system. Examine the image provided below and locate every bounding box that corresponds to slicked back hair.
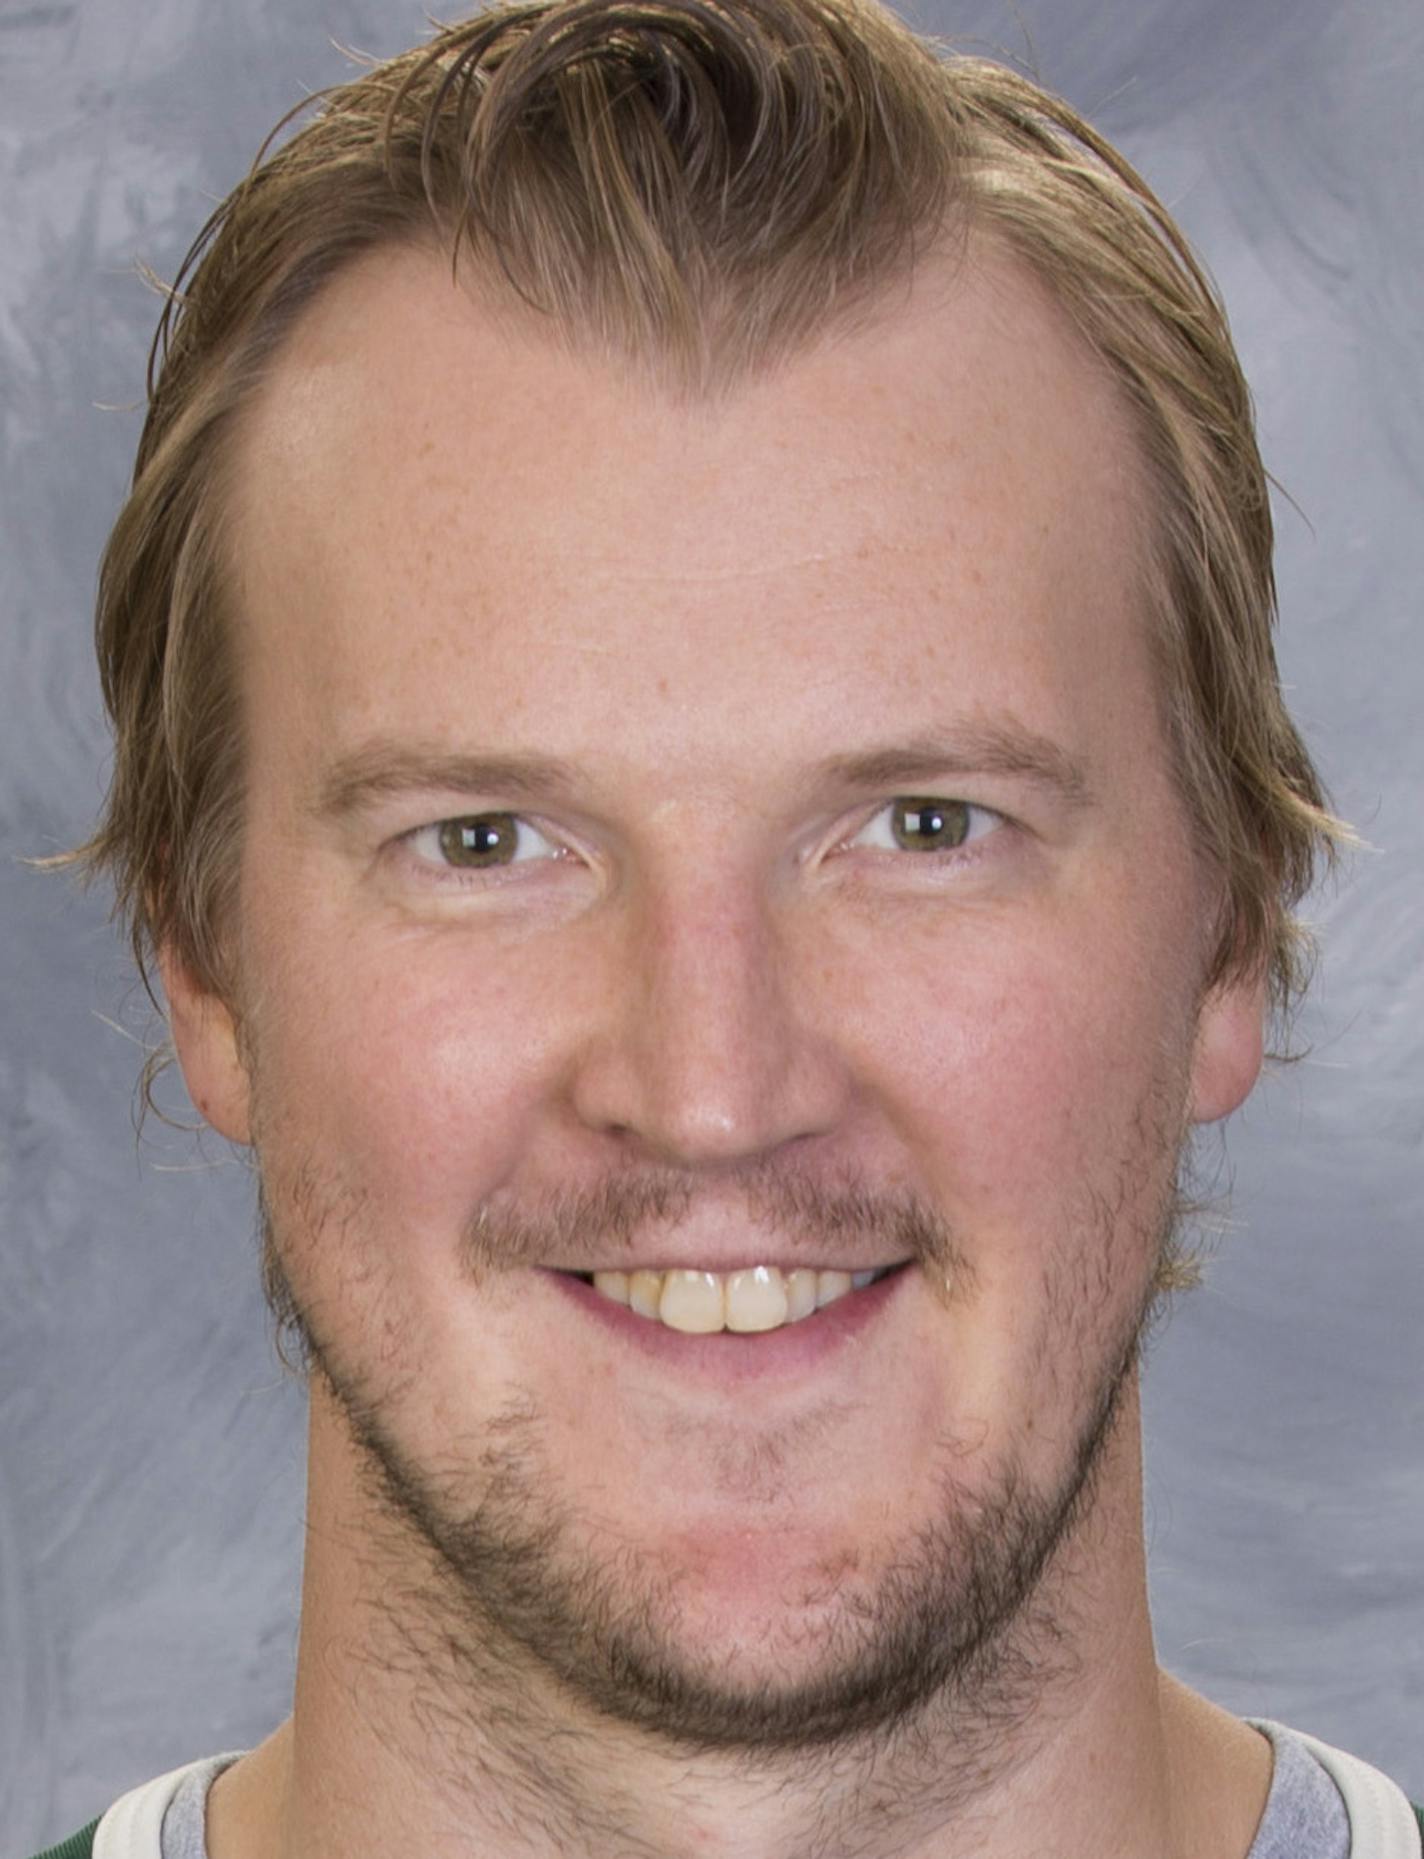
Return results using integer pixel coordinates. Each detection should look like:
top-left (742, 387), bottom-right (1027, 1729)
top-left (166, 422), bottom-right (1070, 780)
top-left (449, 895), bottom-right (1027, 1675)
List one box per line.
top-left (74, 0), bottom-right (1342, 1087)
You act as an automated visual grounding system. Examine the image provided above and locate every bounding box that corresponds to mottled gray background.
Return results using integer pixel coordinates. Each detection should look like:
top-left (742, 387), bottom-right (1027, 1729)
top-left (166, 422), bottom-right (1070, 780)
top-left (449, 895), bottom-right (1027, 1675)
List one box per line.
top-left (2, 0), bottom-right (1421, 1845)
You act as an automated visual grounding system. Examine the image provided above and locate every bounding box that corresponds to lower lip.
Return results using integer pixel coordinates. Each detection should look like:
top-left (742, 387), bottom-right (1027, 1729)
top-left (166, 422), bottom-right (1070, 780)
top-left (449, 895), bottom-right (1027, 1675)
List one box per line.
top-left (544, 1265), bottom-right (912, 1384)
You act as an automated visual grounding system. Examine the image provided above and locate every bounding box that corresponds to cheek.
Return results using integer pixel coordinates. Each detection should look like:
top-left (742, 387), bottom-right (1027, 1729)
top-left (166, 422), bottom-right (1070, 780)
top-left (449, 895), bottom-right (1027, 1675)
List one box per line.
top-left (243, 909), bottom-right (582, 1242)
top-left (844, 927), bottom-right (1192, 1436)
top-left (240, 916), bottom-right (586, 1406)
top-left (855, 922), bottom-right (1193, 1240)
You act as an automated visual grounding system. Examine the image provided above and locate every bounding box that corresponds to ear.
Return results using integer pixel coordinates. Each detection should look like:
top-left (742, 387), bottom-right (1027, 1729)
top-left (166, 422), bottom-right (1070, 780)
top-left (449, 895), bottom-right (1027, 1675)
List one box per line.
top-left (1188, 969), bottom-right (1267, 1126)
top-left (158, 944), bottom-right (253, 1145)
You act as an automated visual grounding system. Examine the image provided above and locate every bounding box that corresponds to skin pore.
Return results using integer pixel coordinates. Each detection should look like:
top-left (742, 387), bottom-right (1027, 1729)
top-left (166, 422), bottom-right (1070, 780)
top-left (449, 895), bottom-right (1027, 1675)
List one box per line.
top-left (166, 238), bottom-right (1275, 1857)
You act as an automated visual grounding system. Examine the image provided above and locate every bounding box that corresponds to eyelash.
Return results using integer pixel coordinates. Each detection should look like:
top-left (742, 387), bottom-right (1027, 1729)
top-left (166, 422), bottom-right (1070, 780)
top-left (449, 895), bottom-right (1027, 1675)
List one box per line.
top-left (397, 798), bottom-right (1006, 886)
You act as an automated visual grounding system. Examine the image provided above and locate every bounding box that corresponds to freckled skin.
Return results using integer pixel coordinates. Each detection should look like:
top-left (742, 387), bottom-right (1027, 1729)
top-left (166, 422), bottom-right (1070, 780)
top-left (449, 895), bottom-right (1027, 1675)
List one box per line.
top-left (174, 242), bottom-right (1269, 1859)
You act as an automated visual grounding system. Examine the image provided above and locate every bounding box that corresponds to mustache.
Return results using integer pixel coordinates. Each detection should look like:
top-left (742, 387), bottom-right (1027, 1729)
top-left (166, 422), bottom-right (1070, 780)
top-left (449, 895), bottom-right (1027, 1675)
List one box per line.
top-left (460, 1164), bottom-right (972, 1283)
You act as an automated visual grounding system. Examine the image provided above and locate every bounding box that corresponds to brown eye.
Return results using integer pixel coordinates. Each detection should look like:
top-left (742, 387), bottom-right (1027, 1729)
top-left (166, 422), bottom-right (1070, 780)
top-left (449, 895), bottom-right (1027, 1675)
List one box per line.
top-left (890, 798), bottom-right (971, 851)
top-left (436, 814), bottom-right (522, 867)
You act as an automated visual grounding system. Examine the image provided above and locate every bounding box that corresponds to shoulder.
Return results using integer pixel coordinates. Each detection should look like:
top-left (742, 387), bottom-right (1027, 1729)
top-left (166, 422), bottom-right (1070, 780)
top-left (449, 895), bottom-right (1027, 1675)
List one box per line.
top-left (1251, 1719), bottom-right (1423, 1858)
top-left (25, 1755), bottom-right (231, 1859)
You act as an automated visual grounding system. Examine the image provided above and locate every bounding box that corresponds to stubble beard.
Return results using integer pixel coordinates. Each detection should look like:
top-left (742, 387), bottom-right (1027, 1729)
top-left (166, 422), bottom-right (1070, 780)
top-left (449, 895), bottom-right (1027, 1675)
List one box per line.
top-left (256, 1146), bottom-right (1188, 1768)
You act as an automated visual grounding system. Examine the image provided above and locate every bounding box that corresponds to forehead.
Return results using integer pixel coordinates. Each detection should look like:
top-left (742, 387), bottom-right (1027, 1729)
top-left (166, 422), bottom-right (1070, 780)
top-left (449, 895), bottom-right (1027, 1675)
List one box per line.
top-left (226, 238), bottom-right (1159, 796)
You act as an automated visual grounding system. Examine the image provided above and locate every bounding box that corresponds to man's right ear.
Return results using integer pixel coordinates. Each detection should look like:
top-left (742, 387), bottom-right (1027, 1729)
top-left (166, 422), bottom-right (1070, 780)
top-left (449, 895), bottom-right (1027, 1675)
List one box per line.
top-left (158, 945), bottom-right (253, 1145)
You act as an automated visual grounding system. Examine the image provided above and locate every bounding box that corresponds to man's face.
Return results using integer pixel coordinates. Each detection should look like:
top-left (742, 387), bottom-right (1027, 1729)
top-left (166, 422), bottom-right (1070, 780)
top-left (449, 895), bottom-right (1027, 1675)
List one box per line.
top-left (173, 240), bottom-right (1262, 1748)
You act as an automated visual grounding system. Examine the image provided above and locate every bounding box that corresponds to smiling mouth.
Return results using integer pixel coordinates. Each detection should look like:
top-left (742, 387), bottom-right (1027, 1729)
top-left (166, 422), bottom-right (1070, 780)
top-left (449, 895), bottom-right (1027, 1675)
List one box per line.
top-left (559, 1262), bottom-right (911, 1334)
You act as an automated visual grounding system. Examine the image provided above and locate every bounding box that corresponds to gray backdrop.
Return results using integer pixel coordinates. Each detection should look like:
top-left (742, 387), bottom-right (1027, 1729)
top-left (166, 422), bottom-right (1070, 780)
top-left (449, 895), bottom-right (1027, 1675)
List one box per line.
top-left (2, 0), bottom-right (1421, 1846)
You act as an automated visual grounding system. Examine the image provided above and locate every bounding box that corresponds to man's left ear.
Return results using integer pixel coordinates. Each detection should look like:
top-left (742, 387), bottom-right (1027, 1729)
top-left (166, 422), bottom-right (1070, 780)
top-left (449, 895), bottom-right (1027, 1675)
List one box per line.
top-left (1188, 970), bottom-right (1267, 1126)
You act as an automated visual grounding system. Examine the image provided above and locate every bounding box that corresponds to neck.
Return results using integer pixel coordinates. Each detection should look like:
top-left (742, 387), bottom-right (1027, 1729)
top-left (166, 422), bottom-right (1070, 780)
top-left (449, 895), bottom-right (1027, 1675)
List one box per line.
top-left (207, 1377), bottom-right (1271, 1859)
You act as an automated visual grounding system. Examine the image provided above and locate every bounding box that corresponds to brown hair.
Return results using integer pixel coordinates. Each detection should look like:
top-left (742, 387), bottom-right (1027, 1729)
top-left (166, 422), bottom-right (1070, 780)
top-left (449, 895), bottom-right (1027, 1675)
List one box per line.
top-left (73, 0), bottom-right (1343, 1073)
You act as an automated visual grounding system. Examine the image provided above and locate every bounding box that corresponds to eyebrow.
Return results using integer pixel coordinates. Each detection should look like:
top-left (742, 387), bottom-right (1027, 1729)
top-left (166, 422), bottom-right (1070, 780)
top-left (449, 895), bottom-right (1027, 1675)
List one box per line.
top-left (814, 723), bottom-right (1093, 810)
top-left (312, 719), bottom-right (1092, 820)
top-left (313, 747), bottom-right (584, 820)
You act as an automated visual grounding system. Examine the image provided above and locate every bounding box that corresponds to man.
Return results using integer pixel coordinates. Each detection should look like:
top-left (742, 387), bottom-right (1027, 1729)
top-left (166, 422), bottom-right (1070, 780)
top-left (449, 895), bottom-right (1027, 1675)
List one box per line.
top-left (30, 0), bottom-right (1420, 1853)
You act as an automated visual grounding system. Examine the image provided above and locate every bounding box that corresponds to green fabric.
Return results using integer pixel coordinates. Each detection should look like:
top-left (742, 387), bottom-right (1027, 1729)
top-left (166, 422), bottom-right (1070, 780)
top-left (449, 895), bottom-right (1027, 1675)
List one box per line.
top-left (24, 1820), bottom-right (99, 1859)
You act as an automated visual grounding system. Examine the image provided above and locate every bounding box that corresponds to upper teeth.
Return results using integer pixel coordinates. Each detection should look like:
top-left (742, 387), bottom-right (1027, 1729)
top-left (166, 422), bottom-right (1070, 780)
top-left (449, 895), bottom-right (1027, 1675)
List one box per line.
top-left (587, 1264), bottom-right (895, 1334)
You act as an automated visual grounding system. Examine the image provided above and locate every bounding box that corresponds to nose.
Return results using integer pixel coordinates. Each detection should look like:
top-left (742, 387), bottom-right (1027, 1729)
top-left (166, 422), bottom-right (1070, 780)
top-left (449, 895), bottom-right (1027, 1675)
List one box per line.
top-left (569, 869), bottom-right (854, 1169)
